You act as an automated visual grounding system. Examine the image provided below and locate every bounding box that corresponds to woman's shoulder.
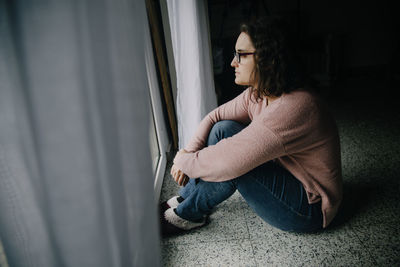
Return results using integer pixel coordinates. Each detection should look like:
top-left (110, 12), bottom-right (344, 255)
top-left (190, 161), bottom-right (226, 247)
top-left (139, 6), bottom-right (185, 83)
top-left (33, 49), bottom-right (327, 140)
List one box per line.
top-left (263, 87), bottom-right (335, 133)
top-left (283, 87), bottom-right (318, 101)
top-left (273, 87), bottom-right (324, 117)
top-left (285, 87), bottom-right (326, 109)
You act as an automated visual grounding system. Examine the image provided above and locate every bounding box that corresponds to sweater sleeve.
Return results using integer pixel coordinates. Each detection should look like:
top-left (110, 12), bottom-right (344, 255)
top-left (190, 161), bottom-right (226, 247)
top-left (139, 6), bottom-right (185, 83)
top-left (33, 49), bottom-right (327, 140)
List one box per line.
top-left (184, 88), bottom-right (252, 152)
top-left (174, 118), bottom-right (286, 182)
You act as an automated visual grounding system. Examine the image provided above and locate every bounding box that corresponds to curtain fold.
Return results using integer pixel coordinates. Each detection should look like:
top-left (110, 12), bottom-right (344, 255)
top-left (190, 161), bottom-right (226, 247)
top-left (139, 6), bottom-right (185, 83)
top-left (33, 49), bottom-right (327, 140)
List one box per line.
top-left (166, 0), bottom-right (218, 149)
top-left (0, 1), bottom-right (160, 266)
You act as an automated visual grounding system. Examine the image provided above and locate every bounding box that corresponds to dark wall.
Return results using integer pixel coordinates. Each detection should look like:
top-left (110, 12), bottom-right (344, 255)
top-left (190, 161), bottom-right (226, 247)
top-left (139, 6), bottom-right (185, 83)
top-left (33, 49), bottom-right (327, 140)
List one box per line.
top-left (207, 0), bottom-right (399, 104)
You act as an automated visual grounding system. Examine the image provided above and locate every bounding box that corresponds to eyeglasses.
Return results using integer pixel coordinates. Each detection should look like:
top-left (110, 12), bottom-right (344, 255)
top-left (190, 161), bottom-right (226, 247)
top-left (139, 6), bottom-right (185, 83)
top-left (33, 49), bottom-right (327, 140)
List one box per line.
top-left (233, 51), bottom-right (255, 63)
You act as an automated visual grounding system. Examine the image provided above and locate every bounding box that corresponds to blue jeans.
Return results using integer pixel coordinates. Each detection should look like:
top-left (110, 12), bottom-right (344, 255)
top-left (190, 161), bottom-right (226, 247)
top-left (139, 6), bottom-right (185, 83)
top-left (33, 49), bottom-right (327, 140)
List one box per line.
top-left (176, 120), bottom-right (323, 232)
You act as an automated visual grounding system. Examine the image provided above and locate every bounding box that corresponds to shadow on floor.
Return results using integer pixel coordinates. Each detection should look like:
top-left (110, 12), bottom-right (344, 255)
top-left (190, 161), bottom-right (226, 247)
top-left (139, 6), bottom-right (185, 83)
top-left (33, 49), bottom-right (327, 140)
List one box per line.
top-left (328, 182), bottom-right (380, 229)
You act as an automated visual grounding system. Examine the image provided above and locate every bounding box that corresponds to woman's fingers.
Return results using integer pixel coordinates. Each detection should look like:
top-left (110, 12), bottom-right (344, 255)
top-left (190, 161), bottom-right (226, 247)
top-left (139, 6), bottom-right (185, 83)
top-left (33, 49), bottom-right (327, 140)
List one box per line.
top-left (174, 170), bottom-right (180, 183)
top-left (182, 176), bottom-right (189, 186)
top-left (178, 174), bottom-right (189, 187)
top-left (173, 168), bottom-right (182, 183)
top-left (178, 172), bottom-right (187, 186)
top-left (171, 164), bottom-right (189, 186)
top-left (176, 170), bottom-right (186, 186)
top-left (177, 172), bottom-right (184, 186)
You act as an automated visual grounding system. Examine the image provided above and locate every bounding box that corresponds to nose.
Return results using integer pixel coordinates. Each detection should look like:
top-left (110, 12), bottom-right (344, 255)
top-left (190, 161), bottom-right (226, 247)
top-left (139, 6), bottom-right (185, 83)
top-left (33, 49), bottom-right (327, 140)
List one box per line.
top-left (231, 57), bottom-right (238, 68)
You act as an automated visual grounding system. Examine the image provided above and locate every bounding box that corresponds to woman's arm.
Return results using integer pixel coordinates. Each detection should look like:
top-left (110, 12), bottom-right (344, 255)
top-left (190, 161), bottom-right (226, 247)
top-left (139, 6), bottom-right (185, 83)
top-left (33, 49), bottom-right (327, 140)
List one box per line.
top-left (170, 88), bottom-right (252, 186)
top-left (184, 88), bottom-right (252, 152)
top-left (173, 118), bottom-right (285, 182)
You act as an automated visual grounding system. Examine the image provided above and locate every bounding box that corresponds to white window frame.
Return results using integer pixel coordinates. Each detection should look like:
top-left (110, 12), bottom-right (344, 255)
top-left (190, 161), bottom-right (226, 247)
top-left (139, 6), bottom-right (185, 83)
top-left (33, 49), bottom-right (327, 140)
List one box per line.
top-left (144, 20), bottom-right (171, 203)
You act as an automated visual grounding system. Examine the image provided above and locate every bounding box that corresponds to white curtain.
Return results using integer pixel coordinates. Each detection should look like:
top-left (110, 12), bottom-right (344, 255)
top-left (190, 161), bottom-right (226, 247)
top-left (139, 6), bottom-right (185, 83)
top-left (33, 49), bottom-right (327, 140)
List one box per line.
top-left (166, 0), bottom-right (218, 149)
top-left (0, 0), bottom-right (160, 266)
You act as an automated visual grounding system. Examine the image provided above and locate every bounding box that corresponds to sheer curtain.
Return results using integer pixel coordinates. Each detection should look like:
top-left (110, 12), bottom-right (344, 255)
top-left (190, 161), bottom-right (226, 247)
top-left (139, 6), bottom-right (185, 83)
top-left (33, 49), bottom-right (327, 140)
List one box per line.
top-left (166, 0), bottom-right (218, 149)
top-left (0, 0), bottom-right (160, 266)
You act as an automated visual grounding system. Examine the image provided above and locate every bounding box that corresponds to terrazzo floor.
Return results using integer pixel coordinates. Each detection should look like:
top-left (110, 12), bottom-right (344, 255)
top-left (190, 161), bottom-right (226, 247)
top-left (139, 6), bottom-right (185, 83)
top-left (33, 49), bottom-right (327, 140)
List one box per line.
top-left (159, 79), bottom-right (400, 266)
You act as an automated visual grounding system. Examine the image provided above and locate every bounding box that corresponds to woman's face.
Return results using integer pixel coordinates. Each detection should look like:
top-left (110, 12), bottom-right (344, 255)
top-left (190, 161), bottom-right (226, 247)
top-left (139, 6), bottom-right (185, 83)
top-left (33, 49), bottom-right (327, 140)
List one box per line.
top-left (231, 32), bottom-right (256, 87)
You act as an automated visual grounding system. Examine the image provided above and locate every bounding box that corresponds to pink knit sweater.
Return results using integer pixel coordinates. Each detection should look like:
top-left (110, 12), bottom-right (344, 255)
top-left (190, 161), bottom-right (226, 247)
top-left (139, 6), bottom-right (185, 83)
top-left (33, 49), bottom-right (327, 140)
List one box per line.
top-left (173, 88), bottom-right (343, 228)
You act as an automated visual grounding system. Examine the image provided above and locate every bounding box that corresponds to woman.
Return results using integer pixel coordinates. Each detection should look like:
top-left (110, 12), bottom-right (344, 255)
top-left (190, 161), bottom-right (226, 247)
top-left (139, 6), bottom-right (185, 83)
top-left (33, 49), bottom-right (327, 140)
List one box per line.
top-left (160, 16), bottom-right (342, 236)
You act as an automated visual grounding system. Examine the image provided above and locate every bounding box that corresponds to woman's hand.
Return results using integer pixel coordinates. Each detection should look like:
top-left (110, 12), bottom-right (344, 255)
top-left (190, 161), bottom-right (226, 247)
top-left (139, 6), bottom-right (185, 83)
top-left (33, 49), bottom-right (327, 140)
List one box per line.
top-left (170, 163), bottom-right (189, 186)
top-left (171, 149), bottom-right (190, 186)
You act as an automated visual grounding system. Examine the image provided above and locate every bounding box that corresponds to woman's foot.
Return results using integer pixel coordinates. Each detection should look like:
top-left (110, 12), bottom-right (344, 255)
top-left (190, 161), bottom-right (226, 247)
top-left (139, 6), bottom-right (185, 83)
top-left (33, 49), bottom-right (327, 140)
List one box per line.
top-left (161, 207), bottom-right (207, 237)
top-left (160, 196), bottom-right (184, 213)
top-left (159, 196), bottom-right (184, 222)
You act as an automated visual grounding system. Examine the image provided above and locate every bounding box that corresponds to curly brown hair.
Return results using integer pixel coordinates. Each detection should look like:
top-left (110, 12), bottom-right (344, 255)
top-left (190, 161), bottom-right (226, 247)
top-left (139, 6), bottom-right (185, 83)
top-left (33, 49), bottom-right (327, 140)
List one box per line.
top-left (240, 16), bottom-right (305, 100)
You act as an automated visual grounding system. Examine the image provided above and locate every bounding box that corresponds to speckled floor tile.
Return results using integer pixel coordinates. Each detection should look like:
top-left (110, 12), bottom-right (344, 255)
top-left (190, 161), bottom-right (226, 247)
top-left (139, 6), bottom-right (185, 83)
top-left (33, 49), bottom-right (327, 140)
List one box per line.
top-left (250, 226), bottom-right (376, 266)
top-left (162, 239), bottom-right (256, 267)
top-left (347, 193), bottom-right (400, 266)
top-left (343, 141), bottom-right (399, 179)
top-left (356, 224), bottom-right (400, 266)
top-left (241, 201), bottom-right (277, 240)
top-left (347, 187), bottom-right (397, 226)
top-left (340, 138), bottom-right (384, 183)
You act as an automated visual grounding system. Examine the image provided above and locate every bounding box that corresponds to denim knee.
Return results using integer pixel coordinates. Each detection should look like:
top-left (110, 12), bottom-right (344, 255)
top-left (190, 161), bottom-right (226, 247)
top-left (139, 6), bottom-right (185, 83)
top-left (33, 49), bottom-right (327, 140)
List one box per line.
top-left (207, 120), bottom-right (245, 146)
